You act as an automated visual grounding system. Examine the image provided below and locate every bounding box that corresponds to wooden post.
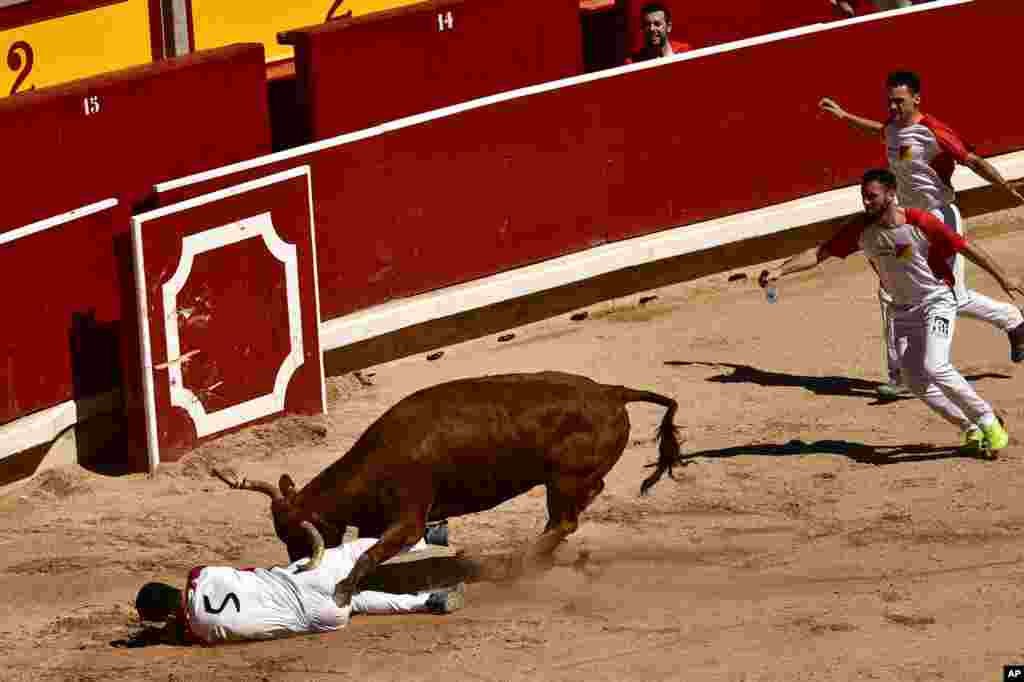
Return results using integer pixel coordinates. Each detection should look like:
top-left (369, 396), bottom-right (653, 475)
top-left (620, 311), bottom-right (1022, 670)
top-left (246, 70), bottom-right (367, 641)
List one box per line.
top-left (160, 0), bottom-right (192, 57)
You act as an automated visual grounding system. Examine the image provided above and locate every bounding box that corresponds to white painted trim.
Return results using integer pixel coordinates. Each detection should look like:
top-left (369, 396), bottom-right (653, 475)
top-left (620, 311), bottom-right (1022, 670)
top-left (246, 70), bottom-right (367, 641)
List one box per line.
top-left (0, 391), bottom-right (119, 462)
top-left (154, 0), bottom-right (970, 195)
top-left (160, 212), bottom-right (304, 437)
top-left (304, 171), bottom-right (328, 414)
top-left (130, 215), bottom-right (161, 473)
top-left (319, 147), bottom-right (1024, 352)
top-left (134, 166), bottom-right (315, 471)
top-left (0, 198), bottom-right (118, 247)
top-left (145, 167), bottom-right (310, 220)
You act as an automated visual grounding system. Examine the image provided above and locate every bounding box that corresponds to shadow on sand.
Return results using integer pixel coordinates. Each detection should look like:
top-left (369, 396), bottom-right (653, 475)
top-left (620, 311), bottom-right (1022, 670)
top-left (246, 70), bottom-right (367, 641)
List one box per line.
top-left (665, 360), bottom-right (1010, 404)
top-left (675, 438), bottom-right (992, 467)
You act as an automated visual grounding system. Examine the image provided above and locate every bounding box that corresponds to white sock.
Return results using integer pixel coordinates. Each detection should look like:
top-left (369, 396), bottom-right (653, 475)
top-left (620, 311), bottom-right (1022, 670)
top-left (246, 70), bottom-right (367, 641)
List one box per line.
top-left (978, 413), bottom-right (997, 428)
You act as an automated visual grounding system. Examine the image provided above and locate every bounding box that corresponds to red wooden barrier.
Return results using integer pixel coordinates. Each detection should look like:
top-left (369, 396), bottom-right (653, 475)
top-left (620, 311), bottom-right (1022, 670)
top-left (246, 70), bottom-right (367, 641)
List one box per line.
top-left (0, 43), bottom-right (271, 229)
top-left (277, 0), bottom-right (582, 142)
top-left (0, 200), bottom-right (126, 425)
top-left (0, 44), bottom-right (272, 427)
top-left (132, 167), bottom-right (325, 465)
top-left (158, 1), bottom-right (1022, 325)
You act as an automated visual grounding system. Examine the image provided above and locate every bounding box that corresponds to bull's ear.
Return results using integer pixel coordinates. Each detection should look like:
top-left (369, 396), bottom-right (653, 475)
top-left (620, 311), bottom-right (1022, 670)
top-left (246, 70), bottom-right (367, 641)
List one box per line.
top-left (279, 474), bottom-right (297, 501)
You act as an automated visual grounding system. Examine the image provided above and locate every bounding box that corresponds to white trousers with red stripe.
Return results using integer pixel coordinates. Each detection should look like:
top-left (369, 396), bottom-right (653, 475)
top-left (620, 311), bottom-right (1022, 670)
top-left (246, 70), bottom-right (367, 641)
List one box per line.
top-left (880, 203), bottom-right (1023, 383)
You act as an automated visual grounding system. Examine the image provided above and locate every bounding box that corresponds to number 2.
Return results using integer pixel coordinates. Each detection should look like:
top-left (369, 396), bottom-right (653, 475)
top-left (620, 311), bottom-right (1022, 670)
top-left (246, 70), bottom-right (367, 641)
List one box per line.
top-left (7, 41), bottom-right (35, 95)
top-left (436, 10), bottom-right (453, 31)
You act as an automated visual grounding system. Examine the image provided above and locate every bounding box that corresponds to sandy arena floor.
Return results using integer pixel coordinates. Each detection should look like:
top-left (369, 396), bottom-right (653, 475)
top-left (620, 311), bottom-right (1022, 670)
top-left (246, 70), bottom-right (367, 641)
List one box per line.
top-left (4, 208), bottom-right (1024, 681)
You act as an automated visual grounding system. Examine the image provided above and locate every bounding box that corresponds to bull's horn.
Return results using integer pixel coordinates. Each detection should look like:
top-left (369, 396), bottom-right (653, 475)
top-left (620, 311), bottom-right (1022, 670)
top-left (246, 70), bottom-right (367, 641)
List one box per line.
top-left (211, 467), bottom-right (283, 503)
top-left (297, 521), bottom-right (326, 572)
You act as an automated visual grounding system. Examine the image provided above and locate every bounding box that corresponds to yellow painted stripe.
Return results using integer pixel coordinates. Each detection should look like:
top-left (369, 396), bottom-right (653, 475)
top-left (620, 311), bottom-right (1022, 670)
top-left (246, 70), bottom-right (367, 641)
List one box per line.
top-left (191, 0), bottom-right (420, 63)
top-left (0, 0), bottom-right (153, 97)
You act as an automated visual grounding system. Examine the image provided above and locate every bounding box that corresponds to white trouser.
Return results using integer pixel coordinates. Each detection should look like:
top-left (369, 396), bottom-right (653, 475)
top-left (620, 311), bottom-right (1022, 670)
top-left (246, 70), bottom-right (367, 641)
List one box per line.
top-left (880, 203), bottom-right (1023, 382)
top-left (351, 590), bottom-right (432, 615)
top-left (893, 295), bottom-right (994, 429)
top-left (349, 539), bottom-right (438, 615)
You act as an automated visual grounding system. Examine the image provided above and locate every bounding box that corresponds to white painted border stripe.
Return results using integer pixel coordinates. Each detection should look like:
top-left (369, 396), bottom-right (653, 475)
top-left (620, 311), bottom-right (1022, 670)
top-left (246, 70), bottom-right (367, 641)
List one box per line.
top-left (0, 391), bottom-right (119, 462)
top-left (130, 214), bottom-right (161, 473)
top-left (162, 212), bottom-right (305, 437)
top-left (154, 0), bottom-right (970, 195)
top-left (1, 198), bottom-right (118, 247)
top-left (133, 165), bottom-right (316, 472)
top-left (305, 170), bottom-right (328, 414)
top-left (140, 166), bottom-right (309, 223)
top-left (319, 147), bottom-right (1024, 351)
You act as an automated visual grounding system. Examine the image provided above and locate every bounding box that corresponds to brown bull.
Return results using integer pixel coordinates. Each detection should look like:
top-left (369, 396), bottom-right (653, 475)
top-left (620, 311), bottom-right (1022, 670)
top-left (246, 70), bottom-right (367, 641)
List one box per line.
top-left (214, 371), bottom-right (684, 605)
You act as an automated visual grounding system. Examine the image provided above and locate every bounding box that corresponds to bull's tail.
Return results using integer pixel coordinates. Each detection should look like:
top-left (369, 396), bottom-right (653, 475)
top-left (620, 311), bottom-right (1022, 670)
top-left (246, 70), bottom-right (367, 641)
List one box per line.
top-left (615, 387), bottom-right (685, 496)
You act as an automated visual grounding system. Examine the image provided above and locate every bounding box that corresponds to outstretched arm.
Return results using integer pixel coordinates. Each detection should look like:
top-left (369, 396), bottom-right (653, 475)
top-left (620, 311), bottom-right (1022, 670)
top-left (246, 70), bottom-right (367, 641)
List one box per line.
top-left (760, 246), bottom-right (831, 288)
top-left (829, 0), bottom-right (856, 17)
top-left (112, 621), bottom-right (188, 648)
top-left (959, 240), bottom-right (1024, 300)
top-left (963, 153), bottom-right (1024, 206)
top-left (819, 97), bottom-right (885, 137)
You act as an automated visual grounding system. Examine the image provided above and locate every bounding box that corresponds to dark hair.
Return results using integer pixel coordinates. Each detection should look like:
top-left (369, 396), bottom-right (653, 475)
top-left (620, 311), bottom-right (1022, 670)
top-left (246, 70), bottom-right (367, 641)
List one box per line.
top-left (862, 168), bottom-right (898, 190)
top-left (886, 70), bottom-right (921, 95)
top-left (135, 582), bottom-right (182, 621)
top-left (640, 2), bottom-right (671, 24)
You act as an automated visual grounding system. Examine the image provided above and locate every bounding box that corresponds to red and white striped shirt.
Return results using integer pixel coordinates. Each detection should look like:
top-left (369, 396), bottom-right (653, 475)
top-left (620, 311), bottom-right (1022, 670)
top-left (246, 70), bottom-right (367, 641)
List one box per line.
top-left (822, 208), bottom-right (967, 306)
top-left (885, 114), bottom-right (972, 210)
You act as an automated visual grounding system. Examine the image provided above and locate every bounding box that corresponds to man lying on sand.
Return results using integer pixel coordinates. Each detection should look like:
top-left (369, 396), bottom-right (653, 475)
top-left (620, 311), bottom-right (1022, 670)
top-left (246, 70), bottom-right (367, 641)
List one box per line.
top-left (123, 535), bottom-right (464, 646)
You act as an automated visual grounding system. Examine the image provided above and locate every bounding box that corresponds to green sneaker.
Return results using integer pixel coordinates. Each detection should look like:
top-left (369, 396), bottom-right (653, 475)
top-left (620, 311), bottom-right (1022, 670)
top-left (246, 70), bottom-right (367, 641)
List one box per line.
top-left (876, 382), bottom-right (912, 399)
top-left (962, 427), bottom-right (984, 452)
top-left (981, 417), bottom-right (1010, 454)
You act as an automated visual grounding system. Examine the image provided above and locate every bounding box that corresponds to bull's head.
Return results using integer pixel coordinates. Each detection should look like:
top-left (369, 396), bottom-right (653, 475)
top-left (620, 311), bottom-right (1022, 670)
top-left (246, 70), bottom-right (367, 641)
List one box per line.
top-left (212, 468), bottom-right (327, 572)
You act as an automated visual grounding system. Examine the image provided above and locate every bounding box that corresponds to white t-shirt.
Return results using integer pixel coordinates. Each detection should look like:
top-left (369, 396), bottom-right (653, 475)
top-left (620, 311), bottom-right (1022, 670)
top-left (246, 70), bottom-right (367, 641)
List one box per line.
top-left (823, 208), bottom-right (967, 307)
top-left (885, 114), bottom-right (972, 210)
top-left (183, 538), bottom-right (413, 644)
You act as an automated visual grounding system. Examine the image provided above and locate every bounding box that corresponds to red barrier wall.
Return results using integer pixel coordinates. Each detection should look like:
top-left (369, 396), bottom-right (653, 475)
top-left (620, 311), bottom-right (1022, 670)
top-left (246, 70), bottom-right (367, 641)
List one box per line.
top-left (278, 0), bottom-right (582, 141)
top-left (0, 43), bottom-right (271, 230)
top-left (0, 202), bottom-right (127, 425)
top-left (159, 0), bottom-right (1024, 324)
top-left (0, 44), bottom-right (272, 426)
top-left (624, 0), bottom-right (836, 52)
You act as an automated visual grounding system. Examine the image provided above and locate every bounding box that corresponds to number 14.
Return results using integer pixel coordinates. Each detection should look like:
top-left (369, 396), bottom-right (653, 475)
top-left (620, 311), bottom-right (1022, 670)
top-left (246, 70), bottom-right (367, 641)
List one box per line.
top-left (437, 10), bottom-right (453, 31)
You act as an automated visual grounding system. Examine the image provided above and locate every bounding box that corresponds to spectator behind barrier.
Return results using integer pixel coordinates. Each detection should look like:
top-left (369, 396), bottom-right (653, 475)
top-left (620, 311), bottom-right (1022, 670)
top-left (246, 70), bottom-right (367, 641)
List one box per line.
top-left (626, 2), bottom-right (692, 63)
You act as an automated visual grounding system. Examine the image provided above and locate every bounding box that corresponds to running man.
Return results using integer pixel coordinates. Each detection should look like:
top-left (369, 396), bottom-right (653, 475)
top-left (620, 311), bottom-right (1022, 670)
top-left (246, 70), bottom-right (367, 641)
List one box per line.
top-left (131, 534), bottom-right (464, 645)
top-left (819, 70), bottom-right (1024, 398)
top-left (761, 168), bottom-right (1022, 453)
